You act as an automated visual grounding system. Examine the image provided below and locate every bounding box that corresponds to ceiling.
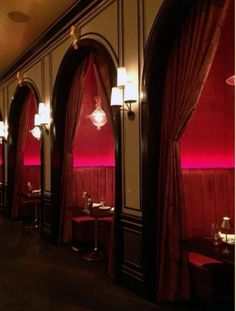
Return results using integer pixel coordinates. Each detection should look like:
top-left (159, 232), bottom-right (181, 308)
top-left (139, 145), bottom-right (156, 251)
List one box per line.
top-left (0, 0), bottom-right (77, 76)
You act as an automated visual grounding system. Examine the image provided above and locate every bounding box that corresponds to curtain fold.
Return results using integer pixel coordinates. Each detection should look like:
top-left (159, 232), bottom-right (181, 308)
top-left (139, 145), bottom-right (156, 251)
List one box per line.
top-left (11, 92), bottom-right (35, 218)
top-left (58, 58), bottom-right (88, 243)
top-left (156, 0), bottom-right (230, 301)
top-left (93, 54), bottom-right (116, 277)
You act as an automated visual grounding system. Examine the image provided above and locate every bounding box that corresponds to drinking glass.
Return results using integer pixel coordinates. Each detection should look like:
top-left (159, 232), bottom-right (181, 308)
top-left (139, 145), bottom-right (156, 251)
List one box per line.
top-left (210, 223), bottom-right (220, 245)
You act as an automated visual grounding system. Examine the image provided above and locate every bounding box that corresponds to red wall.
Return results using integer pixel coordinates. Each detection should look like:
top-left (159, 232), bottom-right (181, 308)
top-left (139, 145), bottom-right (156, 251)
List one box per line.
top-left (180, 1), bottom-right (234, 168)
top-left (24, 92), bottom-right (41, 166)
top-left (73, 56), bottom-right (115, 167)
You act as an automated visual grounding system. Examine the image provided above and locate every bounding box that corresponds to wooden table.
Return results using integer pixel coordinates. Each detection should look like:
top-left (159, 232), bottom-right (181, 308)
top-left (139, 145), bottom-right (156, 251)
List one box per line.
top-left (20, 191), bottom-right (41, 229)
top-left (181, 236), bottom-right (235, 265)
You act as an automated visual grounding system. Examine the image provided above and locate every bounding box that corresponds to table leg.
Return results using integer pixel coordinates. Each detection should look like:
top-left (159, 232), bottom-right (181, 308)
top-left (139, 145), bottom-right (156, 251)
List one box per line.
top-left (83, 218), bottom-right (104, 261)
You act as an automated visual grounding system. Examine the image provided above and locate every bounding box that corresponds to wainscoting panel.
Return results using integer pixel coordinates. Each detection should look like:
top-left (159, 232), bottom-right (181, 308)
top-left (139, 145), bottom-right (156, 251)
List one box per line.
top-left (120, 213), bottom-right (145, 294)
top-left (41, 192), bottom-right (53, 241)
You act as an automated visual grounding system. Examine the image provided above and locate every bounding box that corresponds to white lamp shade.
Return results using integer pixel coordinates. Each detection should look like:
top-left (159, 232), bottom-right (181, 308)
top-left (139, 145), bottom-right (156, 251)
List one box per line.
top-left (37, 103), bottom-right (50, 126)
top-left (110, 87), bottom-right (123, 107)
top-left (38, 102), bottom-right (46, 115)
top-left (34, 114), bottom-right (41, 126)
top-left (0, 121), bottom-right (5, 137)
top-left (117, 67), bottom-right (127, 87)
top-left (124, 81), bottom-right (136, 103)
top-left (30, 126), bottom-right (41, 140)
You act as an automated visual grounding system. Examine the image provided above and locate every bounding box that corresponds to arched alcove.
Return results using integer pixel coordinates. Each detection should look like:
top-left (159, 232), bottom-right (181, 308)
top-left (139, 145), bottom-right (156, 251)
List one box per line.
top-left (180, 0), bottom-right (235, 237)
top-left (142, 0), bottom-right (233, 301)
top-left (7, 83), bottom-right (41, 221)
top-left (50, 38), bottom-right (122, 276)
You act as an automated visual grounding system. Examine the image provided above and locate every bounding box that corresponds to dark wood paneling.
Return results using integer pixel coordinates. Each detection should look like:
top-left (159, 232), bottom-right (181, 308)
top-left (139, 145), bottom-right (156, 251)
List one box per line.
top-left (120, 213), bottom-right (145, 296)
top-left (40, 192), bottom-right (54, 242)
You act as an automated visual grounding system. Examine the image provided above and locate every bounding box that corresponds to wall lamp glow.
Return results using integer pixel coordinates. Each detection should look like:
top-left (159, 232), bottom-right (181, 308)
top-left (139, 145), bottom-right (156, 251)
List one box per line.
top-left (110, 67), bottom-right (136, 121)
top-left (30, 103), bottom-right (51, 139)
top-left (0, 121), bottom-right (8, 142)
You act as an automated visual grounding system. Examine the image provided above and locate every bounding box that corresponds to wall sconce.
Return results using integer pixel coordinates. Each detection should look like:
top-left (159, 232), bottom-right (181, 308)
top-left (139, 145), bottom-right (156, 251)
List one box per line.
top-left (110, 67), bottom-right (136, 120)
top-left (87, 96), bottom-right (107, 130)
top-left (30, 103), bottom-right (51, 139)
top-left (0, 121), bottom-right (7, 142)
top-left (29, 126), bottom-right (41, 140)
top-left (70, 25), bottom-right (78, 50)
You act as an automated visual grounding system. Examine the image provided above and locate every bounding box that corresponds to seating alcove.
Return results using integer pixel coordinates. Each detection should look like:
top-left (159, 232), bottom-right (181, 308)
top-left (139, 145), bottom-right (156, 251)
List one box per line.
top-left (7, 82), bottom-right (42, 225)
top-left (142, 0), bottom-right (234, 302)
top-left (49, 38), bottom-right (122, 272)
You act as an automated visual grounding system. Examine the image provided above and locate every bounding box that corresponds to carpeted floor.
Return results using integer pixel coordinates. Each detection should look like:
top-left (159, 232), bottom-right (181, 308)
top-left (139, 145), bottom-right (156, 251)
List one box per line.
top-left (0, 217), bottom-right (234, 311)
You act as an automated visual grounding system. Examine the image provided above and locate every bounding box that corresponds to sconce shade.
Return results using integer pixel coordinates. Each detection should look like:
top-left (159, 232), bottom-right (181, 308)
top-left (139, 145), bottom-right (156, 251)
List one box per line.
top-left (110, 87), bottom-right (123, 107)
top-left (38, 103), bottom-right (50, 125)
top-left (117, 67), bottom-right (127, 87)
top-left (0, 121), bottom-right (5, 138)
top-left (34, 114), bottom-right (41, 127)
top-left (124, 81), bottom-right (136, 103)
top-left (30, 126), bottom-right (41, 140)
top-left (38, 102), bottom-right (45, 115)
top-left (220, 216), bottom-right (231, 230)
top-left (87, 96), bottom-right (107, 130)
top-left (31, 102), bottom-right (51, 139)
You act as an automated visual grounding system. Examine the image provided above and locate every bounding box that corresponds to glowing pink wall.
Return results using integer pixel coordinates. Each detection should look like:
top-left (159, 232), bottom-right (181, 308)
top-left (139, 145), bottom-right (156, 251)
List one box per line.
top-left (180, 3), bottom-right (234, 168)
top-left (73, 57), bottom-right (115, 167)
top-left (23, 92), bottom-right (41, 166)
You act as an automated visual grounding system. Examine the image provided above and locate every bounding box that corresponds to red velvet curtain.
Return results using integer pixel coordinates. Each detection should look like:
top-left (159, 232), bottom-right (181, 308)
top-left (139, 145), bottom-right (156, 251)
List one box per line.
top-left (58, 58), bottom-right (88, 243)
top-left (11, 92), bottom-right (36, 218)
top-left (156, 0), bottom-right (230, 301)
top-left (93, 54), bottom-right (116, 276)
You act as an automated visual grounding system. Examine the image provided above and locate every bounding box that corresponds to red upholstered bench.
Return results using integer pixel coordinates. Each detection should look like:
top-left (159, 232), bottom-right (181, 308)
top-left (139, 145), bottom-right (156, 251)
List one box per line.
top-left (188, 252), bottom-right (234, 302)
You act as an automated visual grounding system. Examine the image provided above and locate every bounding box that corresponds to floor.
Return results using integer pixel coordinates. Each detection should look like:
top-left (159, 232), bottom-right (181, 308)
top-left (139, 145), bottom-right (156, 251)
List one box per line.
top-left (0, 217), bottom-right (234, 311)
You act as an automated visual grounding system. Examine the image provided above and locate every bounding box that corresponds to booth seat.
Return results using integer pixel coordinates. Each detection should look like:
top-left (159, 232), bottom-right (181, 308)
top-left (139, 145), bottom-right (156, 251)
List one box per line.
top-left (24, 166), bottom-right (40, 190)
top-left (72, 167), bottom-right (114, 250)
top-left (182, 168), bottom-right (234, 237)
top-left (182, 168), bottom-right (235, 302)
top-left (188, 252), bottom-right (234, 302)
top-left (19, 165), bottom-right (40, 220)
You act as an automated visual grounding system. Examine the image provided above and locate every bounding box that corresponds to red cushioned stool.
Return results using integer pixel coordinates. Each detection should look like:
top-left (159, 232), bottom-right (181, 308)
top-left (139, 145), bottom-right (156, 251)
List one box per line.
top-left (188, 252), bottom-right (234, 302)
top-left (72, 215), bottom-right (95, 246)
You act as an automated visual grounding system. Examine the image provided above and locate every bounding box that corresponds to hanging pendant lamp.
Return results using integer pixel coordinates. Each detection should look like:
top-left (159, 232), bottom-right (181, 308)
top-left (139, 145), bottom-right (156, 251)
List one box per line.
top-left (87, 96), bottom-right (107, 130)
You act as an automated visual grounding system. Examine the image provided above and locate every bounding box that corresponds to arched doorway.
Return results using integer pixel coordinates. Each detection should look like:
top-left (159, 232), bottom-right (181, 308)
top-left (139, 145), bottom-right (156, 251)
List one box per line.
top-left (142, 0), bottom-right (232, 301)
top-left (51, 39), bottom-right (121, 274)
top-left (7, 83), bottom-right (41, 226)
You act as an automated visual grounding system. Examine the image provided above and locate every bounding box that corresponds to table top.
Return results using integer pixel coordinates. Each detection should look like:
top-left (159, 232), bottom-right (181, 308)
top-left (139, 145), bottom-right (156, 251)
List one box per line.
top-left (91, 206), bottom-right (114, 218)
top-left (181, 236), bottom-right (235, 265)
